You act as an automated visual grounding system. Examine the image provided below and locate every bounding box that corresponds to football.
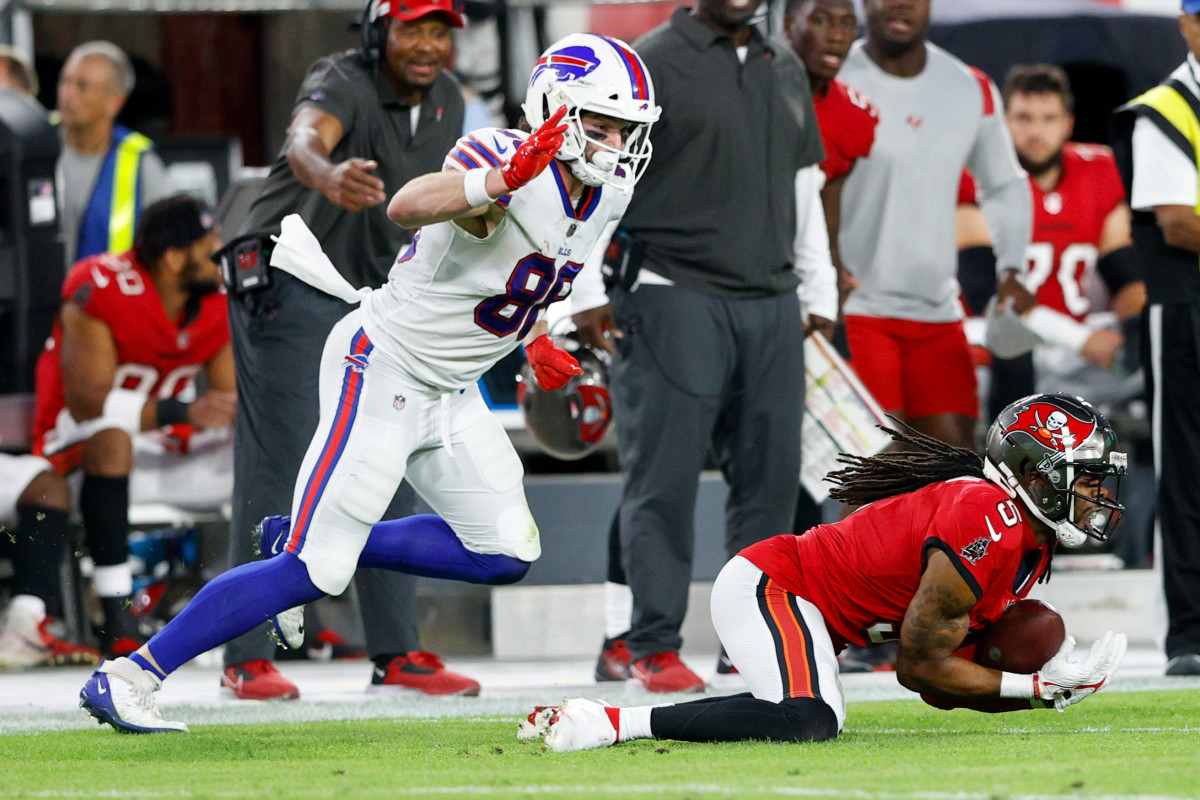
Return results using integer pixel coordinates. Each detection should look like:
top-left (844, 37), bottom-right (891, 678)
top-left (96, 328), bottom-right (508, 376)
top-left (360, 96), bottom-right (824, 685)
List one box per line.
top-left (974, 598), bottom-right (1066, 674)
top-left (921, 599), bottom-right (1066, 713)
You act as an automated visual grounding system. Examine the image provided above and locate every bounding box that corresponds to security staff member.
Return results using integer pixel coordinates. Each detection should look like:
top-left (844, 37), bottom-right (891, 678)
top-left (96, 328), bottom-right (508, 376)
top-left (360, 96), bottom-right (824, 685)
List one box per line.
top-left (1113, 0), bottom-right (1200, 677)
top-left (219, 0), bottom-right (474, 699)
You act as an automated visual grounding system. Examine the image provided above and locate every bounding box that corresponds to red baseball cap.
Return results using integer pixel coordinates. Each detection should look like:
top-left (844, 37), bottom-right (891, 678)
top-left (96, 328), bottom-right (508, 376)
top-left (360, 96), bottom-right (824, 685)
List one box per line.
top-left (379, 0), bottom-right (465, 28)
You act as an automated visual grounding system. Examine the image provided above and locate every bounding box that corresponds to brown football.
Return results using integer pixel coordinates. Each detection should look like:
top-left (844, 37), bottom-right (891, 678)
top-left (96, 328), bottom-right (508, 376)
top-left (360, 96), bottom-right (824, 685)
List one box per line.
top-left (974, 599), bottom-right (1066, 674)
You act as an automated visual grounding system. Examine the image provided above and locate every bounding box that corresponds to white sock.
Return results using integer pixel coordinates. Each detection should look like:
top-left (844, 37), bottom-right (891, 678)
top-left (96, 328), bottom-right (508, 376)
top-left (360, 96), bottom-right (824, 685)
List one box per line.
top-left (618, 705), bottom-right (656, 742)
top-left (604, 581), bottom-right (633, 639)
top-left (93, 562), bottom-right (133, 597)
top-left (100, 656), bottom-right (160, 692)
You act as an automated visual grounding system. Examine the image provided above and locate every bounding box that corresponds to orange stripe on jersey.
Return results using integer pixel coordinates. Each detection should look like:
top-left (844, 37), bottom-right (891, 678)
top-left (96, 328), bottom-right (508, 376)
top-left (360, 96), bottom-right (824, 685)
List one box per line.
top-left (968, 67), bottom-right (995, 116)
top-left (759, 577), bottom-right (818, 699)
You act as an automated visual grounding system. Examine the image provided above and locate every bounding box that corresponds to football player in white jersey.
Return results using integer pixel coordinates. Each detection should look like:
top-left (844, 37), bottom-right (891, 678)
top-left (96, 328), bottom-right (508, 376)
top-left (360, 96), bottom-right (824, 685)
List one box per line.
top-left (79, 32), bottom-right (660, 734)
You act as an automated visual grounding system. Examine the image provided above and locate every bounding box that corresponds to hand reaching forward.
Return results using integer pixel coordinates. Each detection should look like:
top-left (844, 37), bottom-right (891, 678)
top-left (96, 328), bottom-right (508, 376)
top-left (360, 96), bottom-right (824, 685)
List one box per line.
top-left (501, 106), bottom-right (569, 191)
top-left (1034, 631), bottom-right (1127, 711)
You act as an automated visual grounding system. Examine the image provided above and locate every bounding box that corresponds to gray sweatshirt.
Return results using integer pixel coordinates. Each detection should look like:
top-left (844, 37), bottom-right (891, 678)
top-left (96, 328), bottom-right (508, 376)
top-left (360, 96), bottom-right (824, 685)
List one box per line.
top-left (838, 41), bottom-right (1031, 322)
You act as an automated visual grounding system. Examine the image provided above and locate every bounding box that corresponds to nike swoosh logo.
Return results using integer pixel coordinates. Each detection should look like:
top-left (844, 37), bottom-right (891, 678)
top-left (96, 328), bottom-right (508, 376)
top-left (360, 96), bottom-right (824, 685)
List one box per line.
top-left (270, 530), bottom-right (286, 555)
top-left (97, 680), bottom-right (107, 695)
top-left (90, 266), bottom-right (110, 288)
top-left (986, 516), bottom-right (1003, 542)
top-left (496, 141), bottom-right (508, 154)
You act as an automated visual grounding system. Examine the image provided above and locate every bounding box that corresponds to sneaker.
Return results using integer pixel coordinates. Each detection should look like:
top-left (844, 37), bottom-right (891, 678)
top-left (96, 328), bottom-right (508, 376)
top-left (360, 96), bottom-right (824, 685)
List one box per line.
top-left (1165, 653), bottom-right (1200, 676)
top-left (368, 651), bottom-right (481, 696)
top-left (220, 659), bottom-right (300, 700)
top-left (103, 636), bottom-right (143, 661)
top-left (538, 698), bottom-right (620, 752)
top-left (715, 647), bottom-right (738, 675)
top-left (629, 651), bottom-right (705, 693)
top-left (0, 595), bottom-right (100, 668)
top-left (79, 658), bottom-right (187, 733)
top-left (838, 643), bottom-right (897, 674)
top-left (594, 634), bottom-right (632, 682)
top-left (252, 517), bottom-right (306, 651)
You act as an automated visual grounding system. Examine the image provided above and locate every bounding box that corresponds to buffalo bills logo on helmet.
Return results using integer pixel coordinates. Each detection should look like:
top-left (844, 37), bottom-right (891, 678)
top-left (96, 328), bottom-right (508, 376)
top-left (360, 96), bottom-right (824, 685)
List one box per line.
top-left (531, 45), bottom-right (601, 86)
top-left (1004, 402), bottom-right (1097, 453)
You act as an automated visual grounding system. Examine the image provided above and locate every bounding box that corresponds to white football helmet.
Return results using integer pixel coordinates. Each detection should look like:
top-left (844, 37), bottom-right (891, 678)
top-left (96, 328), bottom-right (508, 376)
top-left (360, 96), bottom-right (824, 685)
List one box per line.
top-left (522, 33), bottom-right (661, 191)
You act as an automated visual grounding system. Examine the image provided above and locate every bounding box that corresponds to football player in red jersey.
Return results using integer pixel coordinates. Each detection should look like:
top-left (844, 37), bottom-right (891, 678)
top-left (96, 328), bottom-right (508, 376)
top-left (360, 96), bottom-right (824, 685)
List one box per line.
top-left (27, 195), bottom-right (234, 658)
top-left (961, 65), bottom-right (1146, 417)
top-left (523, 393), bottom-right (1128, 750)
top-left (785, 0), bottom-right (879, 312)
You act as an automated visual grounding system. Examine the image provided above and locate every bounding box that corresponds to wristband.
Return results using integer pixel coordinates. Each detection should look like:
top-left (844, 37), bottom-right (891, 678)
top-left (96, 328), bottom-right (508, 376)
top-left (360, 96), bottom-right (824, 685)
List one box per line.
top-left (101, 388), bottom-right (147, 435)
top-left (999, 671), bottom-right (1036, 699)
top-left (462, 168), bottom-right (495, 209)
top-left (155, 397), bottom-right (190, 427)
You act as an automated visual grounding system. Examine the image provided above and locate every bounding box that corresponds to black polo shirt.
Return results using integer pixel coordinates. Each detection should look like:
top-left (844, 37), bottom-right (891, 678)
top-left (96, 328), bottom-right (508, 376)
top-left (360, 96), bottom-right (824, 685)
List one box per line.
top-left (240, 50), bottom-right (465, 289)
top-left (625, 8), bottom-right (823, 297)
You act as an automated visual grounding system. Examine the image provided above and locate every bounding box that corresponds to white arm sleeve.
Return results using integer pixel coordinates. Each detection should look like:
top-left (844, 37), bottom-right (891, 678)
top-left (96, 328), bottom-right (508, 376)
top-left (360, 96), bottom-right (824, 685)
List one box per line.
top-left (1023, 306), bottom-right (1091, 353)
top-left (967, 84), bottom-right (1033, 274)
top-left (794, 164), bottom-right (838, 323)
top-left (1130, 116), bottom-right (1199, 210)
top-left (569, 219), bottom-right (616, 315)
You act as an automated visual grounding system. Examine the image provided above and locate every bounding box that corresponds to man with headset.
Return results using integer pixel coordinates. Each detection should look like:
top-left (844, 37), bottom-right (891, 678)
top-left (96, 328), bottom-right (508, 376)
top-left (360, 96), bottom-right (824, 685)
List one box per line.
top-left (217, 0), bottom-right (472, 700)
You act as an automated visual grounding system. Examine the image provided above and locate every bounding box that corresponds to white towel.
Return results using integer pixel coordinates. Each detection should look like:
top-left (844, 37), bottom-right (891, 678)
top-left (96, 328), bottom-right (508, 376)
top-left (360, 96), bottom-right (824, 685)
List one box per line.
top-left (984, 295), bottom-right (1041, 359)
top-left (269, 214), bottom-right (372, 305)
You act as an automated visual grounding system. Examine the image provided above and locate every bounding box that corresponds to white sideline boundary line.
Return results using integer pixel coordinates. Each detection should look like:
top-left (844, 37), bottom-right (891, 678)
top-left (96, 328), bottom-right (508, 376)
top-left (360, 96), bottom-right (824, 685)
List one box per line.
top-left (3, 788), bottom-right (1192, 800)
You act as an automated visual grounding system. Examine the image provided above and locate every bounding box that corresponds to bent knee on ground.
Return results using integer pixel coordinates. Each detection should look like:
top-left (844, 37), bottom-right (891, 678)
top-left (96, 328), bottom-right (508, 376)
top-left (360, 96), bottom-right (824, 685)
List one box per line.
top-left (779, 696), bottom-right (839, 742)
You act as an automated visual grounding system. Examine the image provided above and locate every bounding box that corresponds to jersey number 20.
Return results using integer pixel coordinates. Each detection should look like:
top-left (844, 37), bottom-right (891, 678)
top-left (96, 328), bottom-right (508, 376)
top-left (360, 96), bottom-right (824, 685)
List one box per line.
top-left (474, 254), bottom-right (582, 339)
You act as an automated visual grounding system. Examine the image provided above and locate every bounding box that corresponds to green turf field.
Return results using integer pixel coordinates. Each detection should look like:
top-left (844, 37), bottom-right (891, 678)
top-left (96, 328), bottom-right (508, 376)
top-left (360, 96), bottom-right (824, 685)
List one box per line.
top-left (3, 689), bottom-right (1198, 799)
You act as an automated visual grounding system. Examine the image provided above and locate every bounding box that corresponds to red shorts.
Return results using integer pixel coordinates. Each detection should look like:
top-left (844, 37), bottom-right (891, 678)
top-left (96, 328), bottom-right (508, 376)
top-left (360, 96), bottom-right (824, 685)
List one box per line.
top-left (843, 315), bottom-right (978, 419)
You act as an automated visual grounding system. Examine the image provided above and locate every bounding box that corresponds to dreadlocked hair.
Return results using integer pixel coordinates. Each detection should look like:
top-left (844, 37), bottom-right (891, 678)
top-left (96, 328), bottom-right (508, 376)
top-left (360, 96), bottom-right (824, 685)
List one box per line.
top-left (826, 417), bottom-right (985, 507)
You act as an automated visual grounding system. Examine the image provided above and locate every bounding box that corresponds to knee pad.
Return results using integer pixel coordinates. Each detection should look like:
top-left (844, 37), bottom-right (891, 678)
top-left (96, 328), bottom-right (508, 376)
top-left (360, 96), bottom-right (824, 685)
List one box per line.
top-left (295, 525), bottom-right (364, 595)
top-left (494, 504), bottom-right (541, 562)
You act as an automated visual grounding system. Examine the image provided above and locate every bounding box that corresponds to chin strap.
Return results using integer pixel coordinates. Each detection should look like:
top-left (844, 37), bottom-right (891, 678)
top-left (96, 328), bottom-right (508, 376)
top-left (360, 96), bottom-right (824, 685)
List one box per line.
top-left (983, 459), bottom-right (1085, 548)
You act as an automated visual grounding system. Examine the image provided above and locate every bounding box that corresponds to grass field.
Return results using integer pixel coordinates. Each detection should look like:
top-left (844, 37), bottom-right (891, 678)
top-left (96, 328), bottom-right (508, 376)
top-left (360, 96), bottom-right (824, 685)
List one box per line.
top-left (4, 689), bottom-right (1198, 799)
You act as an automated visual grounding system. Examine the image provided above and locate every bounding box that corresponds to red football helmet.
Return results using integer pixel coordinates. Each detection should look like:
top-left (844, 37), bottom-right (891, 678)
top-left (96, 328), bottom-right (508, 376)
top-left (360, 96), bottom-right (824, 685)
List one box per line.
top-left (518, 339), bottom-right (612, 460)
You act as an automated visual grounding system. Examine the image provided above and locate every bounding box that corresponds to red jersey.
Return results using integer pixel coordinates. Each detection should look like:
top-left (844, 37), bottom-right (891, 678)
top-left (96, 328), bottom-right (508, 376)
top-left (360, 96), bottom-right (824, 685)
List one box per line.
top-left (814, 79), bottom-right (879, 183)
top-left (960, 143), bottom-right (1126, 321)
top-left (741, 478), bottom-right (1050, 651)
top-left (32, 251), bottom-right (230, 452)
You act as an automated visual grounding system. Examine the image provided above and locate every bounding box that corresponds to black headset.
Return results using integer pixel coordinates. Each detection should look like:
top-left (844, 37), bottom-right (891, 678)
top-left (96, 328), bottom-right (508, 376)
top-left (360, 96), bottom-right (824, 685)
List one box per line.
top-left (361, 0), bottom-right (389, 63)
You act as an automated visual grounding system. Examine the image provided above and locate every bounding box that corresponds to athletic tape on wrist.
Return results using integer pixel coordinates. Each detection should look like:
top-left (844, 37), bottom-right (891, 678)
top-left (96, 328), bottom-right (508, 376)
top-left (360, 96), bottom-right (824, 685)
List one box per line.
top-left (999, 671), bottom-right (1036, 699)
top-left (101, 388), bottom-right (147, 435)
top-left (462, 168), bottom-right (495, 209)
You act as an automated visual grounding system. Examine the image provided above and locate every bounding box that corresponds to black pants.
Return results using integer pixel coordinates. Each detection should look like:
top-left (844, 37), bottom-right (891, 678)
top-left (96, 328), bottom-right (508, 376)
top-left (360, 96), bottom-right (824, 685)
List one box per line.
top-left (1145, 303), bottom-right (1200, 659)
top-left (223, 270), bottom-right (419, 666)
top-left (611, 284), bottom-right (804, 661)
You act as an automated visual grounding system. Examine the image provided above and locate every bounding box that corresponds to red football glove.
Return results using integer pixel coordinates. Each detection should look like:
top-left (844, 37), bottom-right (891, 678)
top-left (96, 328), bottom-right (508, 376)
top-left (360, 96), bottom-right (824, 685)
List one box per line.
top-left (525, 334), bottom-right (583, 391)
top-left (501, 106), bottom-right (568, 191)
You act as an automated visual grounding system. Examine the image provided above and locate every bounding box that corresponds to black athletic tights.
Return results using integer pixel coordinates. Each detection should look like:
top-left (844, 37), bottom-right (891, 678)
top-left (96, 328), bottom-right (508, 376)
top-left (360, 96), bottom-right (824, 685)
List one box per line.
top-left (650, 693), bottom-right (838, 743)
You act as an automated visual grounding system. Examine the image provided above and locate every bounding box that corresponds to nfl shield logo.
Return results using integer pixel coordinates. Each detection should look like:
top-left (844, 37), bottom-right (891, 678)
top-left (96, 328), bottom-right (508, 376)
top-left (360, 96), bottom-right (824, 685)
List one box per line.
top-left (393, 395), bottom-right (406, 411)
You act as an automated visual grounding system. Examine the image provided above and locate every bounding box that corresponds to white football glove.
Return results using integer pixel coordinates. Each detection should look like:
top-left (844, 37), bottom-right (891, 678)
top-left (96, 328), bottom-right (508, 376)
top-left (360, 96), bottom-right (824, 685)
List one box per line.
top-left (1034, 631), bottom-right (1127, 711)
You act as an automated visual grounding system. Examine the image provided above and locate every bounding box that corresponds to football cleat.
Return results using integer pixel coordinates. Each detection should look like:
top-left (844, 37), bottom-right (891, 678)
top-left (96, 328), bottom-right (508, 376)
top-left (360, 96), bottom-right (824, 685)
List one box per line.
top-left (540, 698), bottom-right (619, 752)
top-left (0, 595), bottom-right (100, 668)
top-left (1166, 654), bottom-right (1200, 676)
top-left (254, 514), bottom-right (292, 558)
top-left (252, 516), bottom-right (306, 651)
top-left (517, 705), bottom-right (558, 741)
top-left (594, 634), bottom-right (632, 682)
top-left (79, 659), bottom-right (187, 734)
top-left (220, 659), bottom-right (300, 700)
top-left (368, 651), bottom-right (481, 696)
top-left (629, 651), bottom-right (705, 693)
